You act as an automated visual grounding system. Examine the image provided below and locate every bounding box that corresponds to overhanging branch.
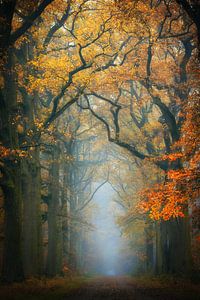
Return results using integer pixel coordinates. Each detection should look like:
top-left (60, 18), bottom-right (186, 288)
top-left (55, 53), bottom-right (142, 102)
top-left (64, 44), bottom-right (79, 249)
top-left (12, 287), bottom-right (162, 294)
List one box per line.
top-left (10, 0), bottom-right (54, 44)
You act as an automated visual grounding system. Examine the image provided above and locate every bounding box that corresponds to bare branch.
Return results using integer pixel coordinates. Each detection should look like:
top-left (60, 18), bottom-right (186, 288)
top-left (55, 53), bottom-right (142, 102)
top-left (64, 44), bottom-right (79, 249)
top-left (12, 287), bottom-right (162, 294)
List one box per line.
top-left (76, 178), bottom-right (109, 211)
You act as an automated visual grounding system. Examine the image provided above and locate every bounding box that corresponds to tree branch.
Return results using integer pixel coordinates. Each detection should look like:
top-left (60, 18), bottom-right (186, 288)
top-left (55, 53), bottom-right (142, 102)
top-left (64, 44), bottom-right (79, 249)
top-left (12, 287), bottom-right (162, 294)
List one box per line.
top-left (10, 0), bottom-right (54, 44)
top-left (43, 0), bottom-right (71, 47)
top-left (76, 178), bottom-right (109, 211)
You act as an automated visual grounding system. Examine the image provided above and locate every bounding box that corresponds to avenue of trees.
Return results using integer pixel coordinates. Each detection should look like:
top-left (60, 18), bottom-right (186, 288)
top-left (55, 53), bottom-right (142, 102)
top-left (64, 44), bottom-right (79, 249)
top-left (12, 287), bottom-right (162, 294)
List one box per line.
top-left (0, 0), bottom-right (199, 283)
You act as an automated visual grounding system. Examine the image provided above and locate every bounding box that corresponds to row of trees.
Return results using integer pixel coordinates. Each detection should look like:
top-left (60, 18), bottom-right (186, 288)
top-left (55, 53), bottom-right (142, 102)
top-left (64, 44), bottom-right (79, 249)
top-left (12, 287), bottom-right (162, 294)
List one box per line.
top-left (77, 0), bottom-right (200, 275)
top-left (0, 0), bottom-right (199, 282)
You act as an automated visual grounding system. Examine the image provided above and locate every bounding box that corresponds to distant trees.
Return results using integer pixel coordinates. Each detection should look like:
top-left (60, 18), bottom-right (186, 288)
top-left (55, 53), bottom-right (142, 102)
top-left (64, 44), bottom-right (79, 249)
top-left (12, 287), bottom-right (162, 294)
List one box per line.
top-left (0, 0), bottom-right (199, 282)
top-left (78, 0), bottom-right (199, 275)
top-left (0, 0), bottom-right (126, 282)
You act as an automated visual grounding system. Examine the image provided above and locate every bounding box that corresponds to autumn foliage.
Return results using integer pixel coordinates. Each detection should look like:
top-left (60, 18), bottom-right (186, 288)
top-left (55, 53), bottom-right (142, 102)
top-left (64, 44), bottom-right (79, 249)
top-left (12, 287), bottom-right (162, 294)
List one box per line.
top-left (0, 0), bottom-right (200, 282)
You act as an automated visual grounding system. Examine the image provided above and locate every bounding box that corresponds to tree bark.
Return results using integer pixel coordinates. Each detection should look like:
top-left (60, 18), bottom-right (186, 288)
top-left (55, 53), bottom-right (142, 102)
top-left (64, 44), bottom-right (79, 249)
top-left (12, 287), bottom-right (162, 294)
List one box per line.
top-left (0, 48), bottom-right (24, 282)
top-left (21, 152), bottom-right (42, 277)
top-left (46, 146), bottom-right (62, 276)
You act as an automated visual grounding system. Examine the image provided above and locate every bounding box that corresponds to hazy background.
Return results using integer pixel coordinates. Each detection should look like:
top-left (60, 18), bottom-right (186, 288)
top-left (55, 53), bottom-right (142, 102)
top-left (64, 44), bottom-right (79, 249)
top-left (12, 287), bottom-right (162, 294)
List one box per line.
top-left (88, 183), bottom-right (134, 275)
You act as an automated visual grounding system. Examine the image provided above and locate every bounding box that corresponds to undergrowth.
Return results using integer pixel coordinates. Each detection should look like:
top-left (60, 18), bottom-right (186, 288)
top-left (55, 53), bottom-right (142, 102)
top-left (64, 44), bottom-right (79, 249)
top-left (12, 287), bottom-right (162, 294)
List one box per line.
top-left (0, 276), bottom-right (89, 300)
top-left (0, 275), bottom-right (199, 300)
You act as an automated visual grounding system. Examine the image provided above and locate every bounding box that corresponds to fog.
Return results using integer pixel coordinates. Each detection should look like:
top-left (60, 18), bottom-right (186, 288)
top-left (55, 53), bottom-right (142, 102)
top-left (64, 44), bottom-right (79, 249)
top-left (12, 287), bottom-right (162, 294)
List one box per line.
top-left (88, 183), bottom-right (133, 275)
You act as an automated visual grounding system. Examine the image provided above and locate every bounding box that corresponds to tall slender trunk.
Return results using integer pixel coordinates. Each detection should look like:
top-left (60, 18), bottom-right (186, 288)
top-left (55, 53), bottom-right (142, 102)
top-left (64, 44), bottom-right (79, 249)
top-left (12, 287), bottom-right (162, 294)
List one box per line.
top-left (1, 48), bottom-right (24, 282)
top-left (46, 146), bottom-right (62, 276)
top-left (69, 199), bottom-right (78, 271)
top-left (61, 163), bottom-right (69, 266)
top-left (145, 223), bottom-right (154, 273)
top-left (155, 222), bottom-right (163, 274)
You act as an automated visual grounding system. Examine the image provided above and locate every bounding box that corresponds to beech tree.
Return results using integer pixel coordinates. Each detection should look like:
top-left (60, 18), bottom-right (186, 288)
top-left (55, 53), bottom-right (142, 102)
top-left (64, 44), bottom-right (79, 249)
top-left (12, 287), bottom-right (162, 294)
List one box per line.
top-left (0, 0), bottom-right (199, 283)
top-left (0, 0), bottom-right (56, 282)
top-left (76, 0), bottom-right (199, 274)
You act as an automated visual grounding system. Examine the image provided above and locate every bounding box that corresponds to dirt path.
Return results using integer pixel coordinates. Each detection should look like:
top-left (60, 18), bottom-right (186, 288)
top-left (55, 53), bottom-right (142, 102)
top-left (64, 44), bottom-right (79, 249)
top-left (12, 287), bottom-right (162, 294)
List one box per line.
top-left (63, 276), bottom-right (200, 300)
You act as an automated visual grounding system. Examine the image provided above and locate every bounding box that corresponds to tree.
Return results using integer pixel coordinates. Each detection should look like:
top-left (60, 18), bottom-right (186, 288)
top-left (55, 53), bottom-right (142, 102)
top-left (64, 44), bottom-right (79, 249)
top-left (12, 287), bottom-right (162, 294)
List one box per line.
top-left (0, 0), bottom-right (199, 282)
top-left (76, 0), bottom-right (198, 274)
top-left (0, 0), bottom-right (57, 282)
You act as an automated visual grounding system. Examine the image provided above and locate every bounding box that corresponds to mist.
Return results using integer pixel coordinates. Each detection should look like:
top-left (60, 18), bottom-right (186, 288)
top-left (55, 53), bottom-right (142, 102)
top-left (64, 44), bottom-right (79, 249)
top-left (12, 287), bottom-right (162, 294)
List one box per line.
top-left (87, 183), bottom-right (132, 276)
top-left (1, 1), bottom-right (199, 297)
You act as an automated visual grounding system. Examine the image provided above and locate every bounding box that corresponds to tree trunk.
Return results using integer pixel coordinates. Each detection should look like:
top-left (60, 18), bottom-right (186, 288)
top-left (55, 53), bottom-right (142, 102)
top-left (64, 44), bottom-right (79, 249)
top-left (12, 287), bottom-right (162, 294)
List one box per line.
top-left (2, 172), bottom-right (24, 282)
top-left (61, 163), bottom-right (69, 267)
top-left (69, 203), bottom-right (78, 271)
top-left (155, 222), bottom-right (163, 274)
top-left (19, 68), bottom-right (42, 277)
top-left (155, 217), bottom-right (192, 275)
top-left (145, 223), bottom-right (154, 274)
top-left (21, 151), bottom-right (42, 277)
top-left (46, 147), bottom-right (62, 276)
top-left (0, 48), bottom-right (24, 282)
top-left (168, 216), bottom-right (192, 275)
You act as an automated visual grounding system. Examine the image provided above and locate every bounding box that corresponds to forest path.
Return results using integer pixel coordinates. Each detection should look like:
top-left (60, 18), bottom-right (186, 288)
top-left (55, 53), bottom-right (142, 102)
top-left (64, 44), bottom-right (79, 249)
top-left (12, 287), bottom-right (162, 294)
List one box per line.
top-left (63, 276), bottom-right (199, 300)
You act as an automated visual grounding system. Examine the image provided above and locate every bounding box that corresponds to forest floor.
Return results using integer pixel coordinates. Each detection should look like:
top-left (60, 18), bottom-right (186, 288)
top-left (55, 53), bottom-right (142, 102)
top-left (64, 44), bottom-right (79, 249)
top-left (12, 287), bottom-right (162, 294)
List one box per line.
top-left (0, 275), bottom-right (200, 300)
top-left (63, 276), bottom-right (200, 300)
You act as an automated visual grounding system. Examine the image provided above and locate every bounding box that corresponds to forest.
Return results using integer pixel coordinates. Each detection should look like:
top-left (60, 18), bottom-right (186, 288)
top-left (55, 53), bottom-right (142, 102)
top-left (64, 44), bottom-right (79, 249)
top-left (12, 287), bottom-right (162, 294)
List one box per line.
top-left (0, 0), bottom-right (200, 299)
